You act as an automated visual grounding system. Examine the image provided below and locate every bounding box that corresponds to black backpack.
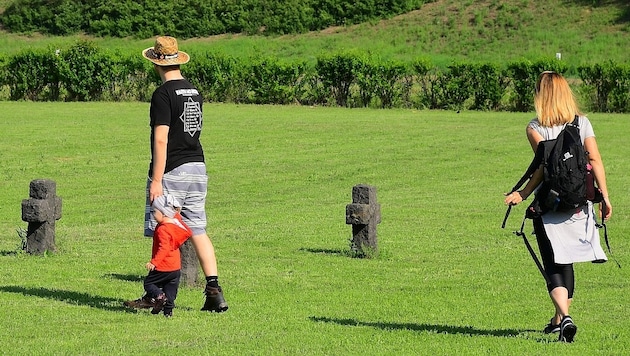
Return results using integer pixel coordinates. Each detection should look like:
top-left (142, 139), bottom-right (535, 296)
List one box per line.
top-left (537, 115), bottom-right (590, 213)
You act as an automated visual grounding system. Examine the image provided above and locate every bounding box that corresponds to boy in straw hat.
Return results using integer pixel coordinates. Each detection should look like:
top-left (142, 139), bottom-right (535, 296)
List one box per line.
top-left (141, 36), bottom-right (228, 313)
top-left (125, 195), bottom-right (192, 317)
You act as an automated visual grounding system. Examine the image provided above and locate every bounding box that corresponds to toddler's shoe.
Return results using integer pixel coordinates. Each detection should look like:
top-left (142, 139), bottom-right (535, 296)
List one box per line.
top-left (151, 293), bottom-right (167, 315)
top-left (124, 296), bottom-right (155, 309)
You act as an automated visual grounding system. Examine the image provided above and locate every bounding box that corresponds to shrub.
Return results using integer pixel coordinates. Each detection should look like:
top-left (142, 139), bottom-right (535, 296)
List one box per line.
top-left (105, 53), bottom-right (157, 102)
top-left (4, 48), bottom-right (61, 101)
top-left (470, 64), bottom-right (509, 111)
top-left (247, 57), bottom-right (309, 105)
top-left (507, 58), bottom-right (568, 112)
top-left (412, 58), bottom-right (438, 109)
top-left (372, 60), bottom-right (410, 108)
top-left (316, 52), bottom-right (363, 107)
top-left (185, 52), bottom-right (249, 103)
top-left (59, 41), bottom-right (114, 101)
top-left (578, 61), bottom-right (630, 113)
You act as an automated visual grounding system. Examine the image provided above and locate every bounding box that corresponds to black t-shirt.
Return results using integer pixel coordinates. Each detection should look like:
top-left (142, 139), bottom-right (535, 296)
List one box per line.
top-left (149, 79), bottom-right (205, 176)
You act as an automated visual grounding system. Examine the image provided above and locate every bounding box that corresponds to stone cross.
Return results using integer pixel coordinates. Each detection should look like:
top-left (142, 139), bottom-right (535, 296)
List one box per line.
top-left (345, 184), bottom-right (381, 254)
top-left (179, 240), bottom-right (199, 286)
top-left (21, 179), bottom-right (62, 255)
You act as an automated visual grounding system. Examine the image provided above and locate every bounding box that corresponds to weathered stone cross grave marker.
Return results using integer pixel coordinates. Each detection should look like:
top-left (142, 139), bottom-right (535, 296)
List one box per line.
top-left (179, 240), bottom-right (199, 286)
top-left (21, 179), bottom-right (62, 254)
top-left (345, 184), bottom-right (381, 255)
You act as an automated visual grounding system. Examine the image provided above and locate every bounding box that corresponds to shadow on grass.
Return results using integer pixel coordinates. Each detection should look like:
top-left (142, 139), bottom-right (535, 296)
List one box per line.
top-left (0, 250), bottom-right (18, 256)
top-left (103, 273), bottom-right (145, 283)
top-left (0, 285), bottom-right (136, 313)
top-left (309, 316), bottom-right (538, 338)
top-left (299, 247), bottom-right (347, 256)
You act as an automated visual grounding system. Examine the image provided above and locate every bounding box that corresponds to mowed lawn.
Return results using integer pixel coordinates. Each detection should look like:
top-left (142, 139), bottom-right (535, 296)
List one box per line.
top-left (0, 102), bottom-right (628, 355)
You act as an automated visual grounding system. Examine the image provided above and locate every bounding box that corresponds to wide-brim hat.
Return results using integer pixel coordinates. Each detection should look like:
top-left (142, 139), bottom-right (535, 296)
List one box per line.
top-left (142, 36), bottom-right (190, 66)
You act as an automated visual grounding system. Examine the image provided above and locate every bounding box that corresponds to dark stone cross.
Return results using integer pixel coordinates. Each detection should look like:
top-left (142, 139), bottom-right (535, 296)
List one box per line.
top-left (345, 184), bottom-right (381, 254)
top-left (21, 179), bottom-right (62, 255)
top-left (179, 240), bottom-right (199, 286)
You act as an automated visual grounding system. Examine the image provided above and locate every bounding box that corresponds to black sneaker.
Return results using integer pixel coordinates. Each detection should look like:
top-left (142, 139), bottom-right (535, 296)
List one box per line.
top-left (559, 315), bottom-right (577, 343)
top-left (201, 286), bottom-right (229, 312)
top-left (151, 293), bottom-right (167, 315)
top-left (543, 318), bottom-right (561, 334)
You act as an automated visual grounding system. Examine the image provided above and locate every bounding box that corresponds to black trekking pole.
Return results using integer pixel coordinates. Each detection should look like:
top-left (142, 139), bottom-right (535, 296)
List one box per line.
top-left (513, 217), bottom-right (551, 285)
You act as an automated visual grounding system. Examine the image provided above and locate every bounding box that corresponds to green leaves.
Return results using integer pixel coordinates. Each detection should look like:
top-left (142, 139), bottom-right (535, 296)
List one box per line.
top-left (1, 41), bottom-right (628, 112)
top-left (0, 0), bottom-right (430, 38)
top-left (579, 61), bottom-right (630, 113)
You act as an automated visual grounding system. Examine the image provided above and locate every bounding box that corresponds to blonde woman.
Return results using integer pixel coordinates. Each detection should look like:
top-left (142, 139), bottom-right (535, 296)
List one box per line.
top-left (504, 71), bottom-right (612, 343)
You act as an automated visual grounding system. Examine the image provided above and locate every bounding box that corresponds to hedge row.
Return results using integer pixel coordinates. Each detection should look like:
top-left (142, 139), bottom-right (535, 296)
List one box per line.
top-left (0, 0), bottom-right (429, 38)
top-left (1, 41), bottom-right (630, 112)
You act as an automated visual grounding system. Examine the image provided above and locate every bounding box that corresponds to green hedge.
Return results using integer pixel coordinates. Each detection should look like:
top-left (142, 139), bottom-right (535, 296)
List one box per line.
top-left (0, 0), bottom-right (429, 38)
top-left (1, 41), bottom-right (157, 102)
top-left (1, 41), bottom-right (629, 112)
top-left (578, 61), bottom-right (630, 113)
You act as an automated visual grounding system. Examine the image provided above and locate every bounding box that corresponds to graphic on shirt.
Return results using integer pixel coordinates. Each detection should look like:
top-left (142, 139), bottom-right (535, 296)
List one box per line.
top-left (180, 97), bottom-right (202, 136)
top-left (175, 88), bottom-right (200, 96)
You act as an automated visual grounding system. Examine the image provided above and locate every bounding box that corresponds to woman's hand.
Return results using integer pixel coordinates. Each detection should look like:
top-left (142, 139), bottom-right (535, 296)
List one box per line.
top-left (600, 197), bottom-right (612, 221)
top-left (504, 191), bottom-right (524, 206)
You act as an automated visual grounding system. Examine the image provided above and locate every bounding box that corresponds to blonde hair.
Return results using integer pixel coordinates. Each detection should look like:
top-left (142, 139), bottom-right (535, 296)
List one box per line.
top-left (534, 71), bottom-right (581, 127)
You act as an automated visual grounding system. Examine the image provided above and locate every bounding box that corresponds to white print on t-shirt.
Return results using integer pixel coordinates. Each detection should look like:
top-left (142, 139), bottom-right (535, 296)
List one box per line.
top-left (180, 97), bottom-right (202, 136)
top-left (175, 88), bottom-right (200, 96)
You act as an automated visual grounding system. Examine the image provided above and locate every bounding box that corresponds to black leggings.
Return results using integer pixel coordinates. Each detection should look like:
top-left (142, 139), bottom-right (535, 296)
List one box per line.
top-left (144, 270), bottom-right (181, 313)
top-left (533, 217), bottom-right (575, 298)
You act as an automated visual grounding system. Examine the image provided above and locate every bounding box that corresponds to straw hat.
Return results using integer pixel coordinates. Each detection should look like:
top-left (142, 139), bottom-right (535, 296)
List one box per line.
top-left (142, 36), bottom-right (190, 66)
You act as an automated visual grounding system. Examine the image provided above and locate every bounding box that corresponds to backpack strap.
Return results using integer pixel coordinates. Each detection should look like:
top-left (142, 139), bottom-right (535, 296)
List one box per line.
top-left (571, 114), bottom-right (580, 127)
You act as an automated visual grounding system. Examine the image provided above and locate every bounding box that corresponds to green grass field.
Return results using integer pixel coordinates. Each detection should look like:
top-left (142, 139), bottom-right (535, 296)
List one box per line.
top-left (0, 102), bottom-right (628, 354)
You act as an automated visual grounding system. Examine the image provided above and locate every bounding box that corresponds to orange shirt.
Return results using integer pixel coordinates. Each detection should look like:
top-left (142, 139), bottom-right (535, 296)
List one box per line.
top-left (150, 213), bottom-right (192, 272)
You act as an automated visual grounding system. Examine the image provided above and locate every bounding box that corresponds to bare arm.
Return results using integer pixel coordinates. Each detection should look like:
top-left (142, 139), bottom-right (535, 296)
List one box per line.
top-left (504, 124), bottom-right (545, 206)
top-left (150, 125), bottom-right (169, 202)
top-left (584, 136), bottom-right (612, 220)
top-left (526, 125), bottom-right (544, 152)
top-left (504, 166), bottom-right (543, 206)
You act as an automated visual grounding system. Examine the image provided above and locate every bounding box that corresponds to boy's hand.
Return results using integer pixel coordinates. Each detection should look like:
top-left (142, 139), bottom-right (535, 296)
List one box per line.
top-left (146, 262), bottom-right (156, 271)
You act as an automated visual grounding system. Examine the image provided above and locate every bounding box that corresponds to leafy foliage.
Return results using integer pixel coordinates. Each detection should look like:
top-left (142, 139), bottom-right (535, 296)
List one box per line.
top-left (59, 41), bottom-right (113, 101)
top-left (506, 59), bottom-right (568, 112)
top-left (1, 40), bottom-right (629, 111)
top-left (579, 61), bottom-right (630, 113)
top-left (4, 48), bottom-right (61, 100)
top-left (0, 0), bottom-right (430, 38)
